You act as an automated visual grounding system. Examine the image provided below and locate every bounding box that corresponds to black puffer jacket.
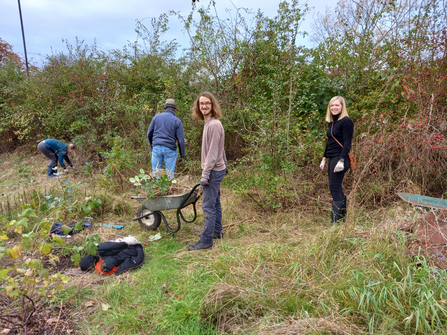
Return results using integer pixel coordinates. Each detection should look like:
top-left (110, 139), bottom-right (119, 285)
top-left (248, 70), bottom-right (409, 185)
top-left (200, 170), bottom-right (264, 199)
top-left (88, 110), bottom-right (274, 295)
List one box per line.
top-left (79, 236), bottom-right (144, 275)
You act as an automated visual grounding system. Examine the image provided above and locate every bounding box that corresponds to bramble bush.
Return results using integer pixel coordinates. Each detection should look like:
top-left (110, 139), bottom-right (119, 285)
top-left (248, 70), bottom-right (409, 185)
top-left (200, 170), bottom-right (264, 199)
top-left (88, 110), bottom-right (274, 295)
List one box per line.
top-left (354, 58), bottom-right (447, 203)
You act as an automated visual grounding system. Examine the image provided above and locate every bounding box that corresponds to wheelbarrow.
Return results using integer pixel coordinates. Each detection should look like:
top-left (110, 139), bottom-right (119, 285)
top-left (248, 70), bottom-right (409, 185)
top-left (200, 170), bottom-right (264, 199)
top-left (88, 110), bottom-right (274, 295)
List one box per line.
top-left (131, 183), bottom-right (201, 233)
top-left (397, 193), bottom-right (447, 210)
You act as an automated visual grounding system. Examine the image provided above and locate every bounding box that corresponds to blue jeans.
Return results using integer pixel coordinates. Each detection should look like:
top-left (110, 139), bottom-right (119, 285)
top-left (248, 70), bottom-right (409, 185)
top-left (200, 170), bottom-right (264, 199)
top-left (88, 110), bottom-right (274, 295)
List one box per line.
top-left (38, 141), bottom-right (58, 176)
top-left (151, 145), bottom-right (178, 178)
top-left (200, 169), bottom-right (226, 244)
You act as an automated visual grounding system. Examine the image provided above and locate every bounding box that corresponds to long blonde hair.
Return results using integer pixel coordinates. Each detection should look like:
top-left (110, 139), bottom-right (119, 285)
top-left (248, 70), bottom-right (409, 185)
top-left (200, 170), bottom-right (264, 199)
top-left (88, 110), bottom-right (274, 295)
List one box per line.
top-left (191, 92), bottom-right (222, 120)
top-left (325, 96), bottom-right (349, 123)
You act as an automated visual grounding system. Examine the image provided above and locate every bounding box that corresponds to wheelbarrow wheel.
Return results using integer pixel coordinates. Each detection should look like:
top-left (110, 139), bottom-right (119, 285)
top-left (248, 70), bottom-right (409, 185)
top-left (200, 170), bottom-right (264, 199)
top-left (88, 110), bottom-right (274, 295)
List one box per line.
top-left (136, 206), bottom-right (161, 230)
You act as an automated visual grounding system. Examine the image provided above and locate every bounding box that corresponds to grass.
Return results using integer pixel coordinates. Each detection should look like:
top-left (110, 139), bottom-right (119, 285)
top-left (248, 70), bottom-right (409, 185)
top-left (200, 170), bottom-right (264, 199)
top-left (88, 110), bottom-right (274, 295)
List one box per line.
top-left (2, 150), bottom-right (447, 334)
top-left (70, 236), bottom-right (222, 335)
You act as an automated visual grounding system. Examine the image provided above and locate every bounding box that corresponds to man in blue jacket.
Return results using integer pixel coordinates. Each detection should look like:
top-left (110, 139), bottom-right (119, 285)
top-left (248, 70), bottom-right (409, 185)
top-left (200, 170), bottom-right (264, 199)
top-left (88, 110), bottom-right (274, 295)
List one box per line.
top-left (147, 99), bottom-right (185, 178)
top-left (37, 139), bottom-right (76, 177)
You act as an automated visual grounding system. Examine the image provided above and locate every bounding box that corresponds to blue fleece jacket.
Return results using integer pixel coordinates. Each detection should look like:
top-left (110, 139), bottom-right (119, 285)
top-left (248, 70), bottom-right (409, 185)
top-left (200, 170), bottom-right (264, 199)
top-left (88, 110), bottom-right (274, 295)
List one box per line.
top-left (147, 109), bottom-right (186, 157)
top-left (44, 139), bottom-right (73, 167)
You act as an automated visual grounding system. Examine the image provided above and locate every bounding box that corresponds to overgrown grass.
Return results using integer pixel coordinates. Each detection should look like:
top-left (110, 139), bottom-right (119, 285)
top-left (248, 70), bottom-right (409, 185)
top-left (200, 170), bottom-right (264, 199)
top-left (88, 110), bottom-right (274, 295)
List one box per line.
top-left (69, 236), bottom-right (221, 335)
top-left (59, 198), bottom-right (447, 334)
top-left (3, 152), bottom-right (447, 334)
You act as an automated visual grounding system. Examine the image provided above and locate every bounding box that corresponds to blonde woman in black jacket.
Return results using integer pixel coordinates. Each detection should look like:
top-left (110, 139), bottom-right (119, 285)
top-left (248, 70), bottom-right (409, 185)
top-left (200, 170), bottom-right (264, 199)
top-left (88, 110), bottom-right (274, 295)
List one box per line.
top-left (319, 96), bottom-right (354, 224)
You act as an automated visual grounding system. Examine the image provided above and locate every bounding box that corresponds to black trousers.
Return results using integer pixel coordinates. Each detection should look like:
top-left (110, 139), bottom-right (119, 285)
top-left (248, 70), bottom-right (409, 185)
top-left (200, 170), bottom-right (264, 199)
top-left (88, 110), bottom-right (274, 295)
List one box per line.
top-left (327, 157), bottom-right (349, 202)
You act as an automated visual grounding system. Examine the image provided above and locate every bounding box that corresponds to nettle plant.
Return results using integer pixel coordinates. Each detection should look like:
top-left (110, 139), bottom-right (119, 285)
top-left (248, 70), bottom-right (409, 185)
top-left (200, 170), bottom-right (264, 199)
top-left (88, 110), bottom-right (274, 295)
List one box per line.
top-left (129, 169), bottom-right (173, 199)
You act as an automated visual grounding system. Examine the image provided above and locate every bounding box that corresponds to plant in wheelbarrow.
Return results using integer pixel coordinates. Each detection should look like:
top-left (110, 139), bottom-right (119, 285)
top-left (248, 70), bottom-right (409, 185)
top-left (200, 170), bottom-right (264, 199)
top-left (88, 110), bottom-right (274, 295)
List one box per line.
top-left (129, 169), bottom-right (172, 199)
top-left (129, 169), bottom-right (201, 233)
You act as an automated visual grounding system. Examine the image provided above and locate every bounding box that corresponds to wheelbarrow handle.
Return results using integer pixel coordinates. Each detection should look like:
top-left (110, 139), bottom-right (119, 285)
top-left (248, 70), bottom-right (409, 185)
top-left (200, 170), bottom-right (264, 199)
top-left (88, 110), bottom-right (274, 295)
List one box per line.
top-left (178, 183), bottom-right (201, 209)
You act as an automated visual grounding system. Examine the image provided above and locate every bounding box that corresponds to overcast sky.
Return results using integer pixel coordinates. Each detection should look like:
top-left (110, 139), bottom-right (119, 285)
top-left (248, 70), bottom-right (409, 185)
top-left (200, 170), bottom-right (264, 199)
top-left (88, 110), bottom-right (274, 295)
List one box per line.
top-left (1, 0), bottom-right (338, 65)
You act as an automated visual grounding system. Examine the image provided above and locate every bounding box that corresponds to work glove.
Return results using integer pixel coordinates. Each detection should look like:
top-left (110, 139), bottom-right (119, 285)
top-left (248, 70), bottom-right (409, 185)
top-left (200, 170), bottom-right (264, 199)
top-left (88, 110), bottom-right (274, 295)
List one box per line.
top-left (334, 161), bottom-right (344, 173)
top-left (200, 178), bottom-right (209, 186)
top-left (319, 158), bottom-right (326, 170)
top-left (225, 168), bottom-right (229, 175)
top-left (180, 156), bottom-right (185, 159)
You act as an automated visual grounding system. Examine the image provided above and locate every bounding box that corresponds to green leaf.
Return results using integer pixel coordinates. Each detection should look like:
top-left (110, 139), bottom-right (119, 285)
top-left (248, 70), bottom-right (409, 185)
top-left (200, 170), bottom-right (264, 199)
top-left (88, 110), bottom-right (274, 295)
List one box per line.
top-left (22, 234), bottom-right (34, 250)
top-left (20, 208), bottom-right (36, 218)
top-left (52, 235), bottom-right (64, 245)
top-left (82, 204), bottom-right (93, 215)
top-left (92, 199), bottom-right (102, 208)
top-left (0, 268), bottom-right (11, 280)
top-left (17, 217), bottom-right (29, 228)
top-left (61, 226), bottom-right (73, 235)
top-left (38, 268), bottom-right (49, 279)
top-left (71, 253), bottom-right (81, 266)
top-left (41, 243), bottom-right (52, 255)
top-left (61, 179), bottom-right (70, 185)
top-left (8, 246), bottom-right (21, 259)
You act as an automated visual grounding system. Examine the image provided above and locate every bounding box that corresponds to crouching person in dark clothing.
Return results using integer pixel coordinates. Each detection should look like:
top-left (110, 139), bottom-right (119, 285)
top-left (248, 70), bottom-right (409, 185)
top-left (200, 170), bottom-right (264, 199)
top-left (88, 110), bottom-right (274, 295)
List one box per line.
top-left (188, 92), bottom-right (227, 251)
top-left (37, 139), bottom-right (76, 177)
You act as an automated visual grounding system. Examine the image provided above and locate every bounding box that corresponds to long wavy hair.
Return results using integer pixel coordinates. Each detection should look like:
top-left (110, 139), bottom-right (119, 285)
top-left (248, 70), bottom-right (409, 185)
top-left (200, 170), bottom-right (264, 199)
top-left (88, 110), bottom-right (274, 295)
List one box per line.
top-left (325, 96), bottom-right (349, 123)
top-left (191, 91), bottom-right (222, 120)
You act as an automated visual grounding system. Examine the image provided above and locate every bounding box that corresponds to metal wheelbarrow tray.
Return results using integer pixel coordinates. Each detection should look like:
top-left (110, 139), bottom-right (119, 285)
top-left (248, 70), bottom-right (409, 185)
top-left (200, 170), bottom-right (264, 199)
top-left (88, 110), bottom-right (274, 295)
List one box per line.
top-left (131, 183), bottom-right (201, 233)
top-left (397, 193), bottom-right (447, 210)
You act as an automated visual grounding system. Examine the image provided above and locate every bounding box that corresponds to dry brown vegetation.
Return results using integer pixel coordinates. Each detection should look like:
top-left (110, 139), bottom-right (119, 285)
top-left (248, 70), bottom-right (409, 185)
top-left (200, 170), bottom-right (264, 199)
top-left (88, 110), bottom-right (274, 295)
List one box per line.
top-left (2, 144), bottom-right (447, 334)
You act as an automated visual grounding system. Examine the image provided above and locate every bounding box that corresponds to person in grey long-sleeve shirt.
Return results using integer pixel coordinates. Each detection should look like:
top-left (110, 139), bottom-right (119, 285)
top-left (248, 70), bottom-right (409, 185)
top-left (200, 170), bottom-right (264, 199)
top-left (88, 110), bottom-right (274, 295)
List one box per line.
top-left (147, 99), bottom-right (185, 178)
top-left (188, 92), bottom-right (227, 252)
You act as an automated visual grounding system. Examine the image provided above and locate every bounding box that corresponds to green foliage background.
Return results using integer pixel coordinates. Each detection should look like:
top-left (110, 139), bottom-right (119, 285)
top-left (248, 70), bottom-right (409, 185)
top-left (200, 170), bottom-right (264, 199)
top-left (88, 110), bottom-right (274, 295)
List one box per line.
top-left (1, 0), bottom-right (447, 333)
top-left (1, 0), bottom-right (446, 204)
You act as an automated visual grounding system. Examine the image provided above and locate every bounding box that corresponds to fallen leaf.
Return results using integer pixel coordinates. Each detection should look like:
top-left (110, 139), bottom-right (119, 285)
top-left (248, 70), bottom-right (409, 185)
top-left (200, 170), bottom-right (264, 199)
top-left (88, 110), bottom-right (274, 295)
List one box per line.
top-left (148, 233), bottom-right (162, 242)
top-left (84, 299), bottom-right (95, 307)
top-left (101, 303), bottom-right (111, 311)
top-left (46, 318), bottom-right (58, 324)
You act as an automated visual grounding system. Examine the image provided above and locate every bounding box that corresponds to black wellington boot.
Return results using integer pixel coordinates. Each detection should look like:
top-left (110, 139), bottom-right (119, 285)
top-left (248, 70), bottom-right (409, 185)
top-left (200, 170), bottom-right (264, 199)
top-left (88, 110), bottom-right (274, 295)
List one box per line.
top-left (331, 201), bottom-right (345, 225)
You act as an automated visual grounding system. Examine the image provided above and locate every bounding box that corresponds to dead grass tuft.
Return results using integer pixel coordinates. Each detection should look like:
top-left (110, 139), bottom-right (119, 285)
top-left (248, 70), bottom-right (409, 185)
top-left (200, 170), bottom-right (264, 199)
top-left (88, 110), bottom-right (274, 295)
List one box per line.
top-left (201, 283), bottom-right (268, 333)
top-left (255, 316), bottom-right (366, 335)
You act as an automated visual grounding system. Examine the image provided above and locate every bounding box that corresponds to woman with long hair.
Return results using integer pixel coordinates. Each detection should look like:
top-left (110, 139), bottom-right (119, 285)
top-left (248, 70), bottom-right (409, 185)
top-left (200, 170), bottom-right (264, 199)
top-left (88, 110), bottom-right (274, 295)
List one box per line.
top-left (319, 96), bottom-right (354, 224)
